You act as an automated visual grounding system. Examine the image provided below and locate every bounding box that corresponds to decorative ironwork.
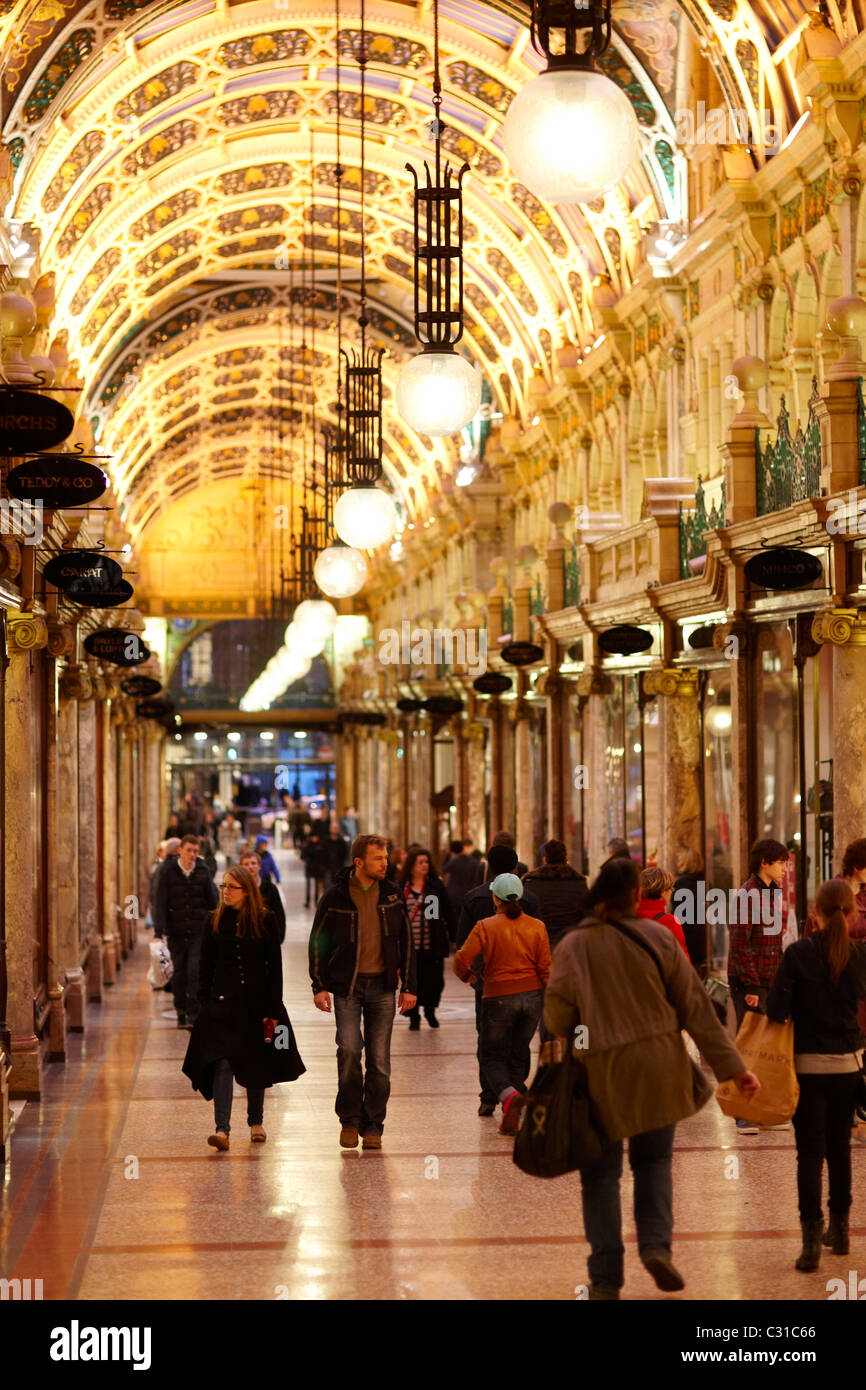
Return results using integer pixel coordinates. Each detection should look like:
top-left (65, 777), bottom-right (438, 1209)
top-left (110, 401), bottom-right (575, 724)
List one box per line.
top-left (678, 476), bottom-right (726, 579)
top-left (530, 0), bottom-right (612, 69)
top-left (756, 382), bottom-right (822, 516)
top-left (564, 543), bottom-right (581, 607)
top-left (858, 378), bottom-right (866, 485)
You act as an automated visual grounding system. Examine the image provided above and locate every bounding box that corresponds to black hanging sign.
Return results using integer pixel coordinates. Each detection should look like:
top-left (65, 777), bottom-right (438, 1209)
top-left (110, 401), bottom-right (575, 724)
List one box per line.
top-left (423, 696), bottom-right (463, 717)
top-left (687, 624), bottom-right (716, 651)
top-left (0, 390), bottom-right (76, 455)
top-left (44, 551), bottom-right (122, 590)
top-left (6, 457), bottom-right (108, 508)
top-left (473, 672), bottom-right (512, 695)
top-left (396, 697), bottom-right (424, 713)
top-left (744, 547), bottom-right (823, 592)
top-left (137, 697), bottom-right (174, 720)
top-left (500, 641), bottom-right (544, 667)
top-left (598, 625), bottom-right (654, 656)
top-left (83, 629), bottom-right (150, 666)
top-left (65, 578), bottom-right (134, 609)
top-left (122, 674), bottom-right (162, 698)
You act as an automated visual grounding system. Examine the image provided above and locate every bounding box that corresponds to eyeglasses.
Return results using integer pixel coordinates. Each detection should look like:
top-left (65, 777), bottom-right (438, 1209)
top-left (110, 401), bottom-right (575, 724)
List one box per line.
top-left (221, 883), bottom-right (242, 893)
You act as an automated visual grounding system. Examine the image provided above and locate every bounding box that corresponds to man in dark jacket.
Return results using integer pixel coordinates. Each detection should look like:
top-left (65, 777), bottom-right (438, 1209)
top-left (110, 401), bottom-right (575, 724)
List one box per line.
top-left (457, 844), bottom-right (543, 1115)
top-left (240, 848), bottom-right (286, 944)
top-left (309, 833), bottom-right (417, 1150)
top-left (154, 834), bottom-right (219, 1028)
top-left (522, 839), bottom-right (588, 951)
top-left (442, 839), bottom-right (484, 918)
top-left (486, 830), bottom-right (528, 878)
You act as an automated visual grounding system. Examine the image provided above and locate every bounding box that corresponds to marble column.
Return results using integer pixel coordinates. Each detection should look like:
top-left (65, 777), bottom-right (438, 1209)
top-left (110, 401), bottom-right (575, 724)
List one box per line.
top-left (645, 669), bottom-right (702, 871)
top-left (78, 688), bottom-right (103, 1002)
top-left (542, 667), bottom-right (568, 843)
top-left (464, 720), bottom-right (487, 850)
top-left (576, 669), bottom-right (610, 875)
top-left (488, 698), bottom-right (505, 835)
top-left (116, 706), bottom-right (134, 956)
top-left (103, 681), bottom-right (122, 978)
top-left (411, 716), bottom-right (432, 846)
top-left (512, 685), bottom-right (533, 868)
top-left (5, 614), bottom-right (48, 1098)
top-left (714, 621), bottom-right (751, 887)
top-left (811, 609), bottom-right (866, 860)
top-left (56, 670), bottom-right (87, 1031)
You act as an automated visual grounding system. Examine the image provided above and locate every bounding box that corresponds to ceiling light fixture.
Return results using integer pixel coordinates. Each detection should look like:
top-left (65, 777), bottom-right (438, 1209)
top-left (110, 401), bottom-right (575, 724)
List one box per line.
top-left (502, 0), bottom-right (640, 205)
top-left (395, 0), bottom-right (482, 436)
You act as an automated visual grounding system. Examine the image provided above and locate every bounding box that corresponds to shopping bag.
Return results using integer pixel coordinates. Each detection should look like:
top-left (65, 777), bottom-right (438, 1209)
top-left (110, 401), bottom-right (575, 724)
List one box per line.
top-left (715, 1011), bottom-right (799, 1125)
top-left (513, 1037), bottom-right (607, 1179)
top-left (147, 937), bottom-right (174, 989)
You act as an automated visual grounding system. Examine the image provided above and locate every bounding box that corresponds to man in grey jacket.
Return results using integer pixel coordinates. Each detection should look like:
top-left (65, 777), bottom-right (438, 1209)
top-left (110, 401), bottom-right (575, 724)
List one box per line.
top-left (544, 857), bottom-right (758, 1299)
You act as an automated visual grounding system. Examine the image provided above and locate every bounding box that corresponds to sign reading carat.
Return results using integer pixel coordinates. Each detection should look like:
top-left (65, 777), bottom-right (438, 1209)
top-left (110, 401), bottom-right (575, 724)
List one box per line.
top-left (43, 552), bottom-right (123, 590)
top-left (0, 390), bottom-right (75, 455)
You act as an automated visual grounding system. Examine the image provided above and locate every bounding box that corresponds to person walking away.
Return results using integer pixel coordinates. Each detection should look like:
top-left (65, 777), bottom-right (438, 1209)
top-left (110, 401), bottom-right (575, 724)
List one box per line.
top-left (154, 834), bottom-right (219, 1028)
top-left (636, 867), bottom-right (690, 957)
top-left (324, 819), bottom-right (350, 893)
top-left (199, 829), bottom-right (218, 879)
top-left (255, 834), bottom-right (281, 884)
top-left (544, 857), bottom-right (759, 1299)
top-left (486, 830), bottom-right (528, 877)
top-left (398, 847), bottom-right (453, 1029)
top-left (454, 874), bottom-right (550, 1135)
top-left (522, 839), bottom-right (588, 952)
top-left (182, 866), bottom-right (304, 1149)
top-left (727, 838), bottom-right (789, 1135)
top-left (241, 848), bottom-right (286, 944)
top-left (442, 839), bottom-right (484, 920)
top-left (339, 806), bottom-right (359, 843)
top-left (601, 837), bottom-right (632, 869)
top-left (457, 845), bottom-right (542, 1116)
top-left (164, 811), bottom-right (182, 839)
top-left (301, 823), bottom-right (328, 908)
top-left (766, 878), bottom-right (866, 1271)
top-left (672, 848), bottom-right (708, 975)
top-left (309, 834), bottom-right (416, 1149)
top-left (218, 812), bottom-right (242, 868)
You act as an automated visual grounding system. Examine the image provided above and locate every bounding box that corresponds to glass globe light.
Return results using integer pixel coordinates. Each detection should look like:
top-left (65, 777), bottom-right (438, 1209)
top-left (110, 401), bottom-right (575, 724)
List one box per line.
top-left (293, 598), bottom-right (338, 640)
top-left (396, 350), bottom-right (482, 437)
top-left (502, 68), bottom-right (640, 205)
top-left (284, 621), bottom-right (325, 659)
top-left (314, 541), bottom-right (368, 598)
top-left (333, 484), bottom-right (398, 550)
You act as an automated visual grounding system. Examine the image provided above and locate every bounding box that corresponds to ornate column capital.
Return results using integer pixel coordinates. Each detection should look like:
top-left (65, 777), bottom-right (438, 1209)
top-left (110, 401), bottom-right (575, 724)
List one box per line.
top-left (47, 622), bottom-right (74, 658)
top-left (811, 607), bottom-right (866, 646)
top-left (59, 664), bottom-right (93, 702)
top-left (8, 612), bottom-right (48, 652)
top-left (575, 667), bottom-right (609, 698)
top-left (642, 668), bottom-right (699, 698)
top-left (712, 620), bottom-right (749, 657)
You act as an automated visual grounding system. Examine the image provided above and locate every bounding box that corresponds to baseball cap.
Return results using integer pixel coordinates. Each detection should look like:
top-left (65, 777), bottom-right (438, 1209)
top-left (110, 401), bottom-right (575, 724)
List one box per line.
top-left (490, 873), bottom-right (524, 902)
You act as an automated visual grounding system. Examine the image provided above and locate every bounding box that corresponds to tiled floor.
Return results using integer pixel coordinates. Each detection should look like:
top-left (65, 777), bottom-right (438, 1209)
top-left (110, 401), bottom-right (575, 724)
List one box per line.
top-left (3, 852), bottom-right (865, 1301)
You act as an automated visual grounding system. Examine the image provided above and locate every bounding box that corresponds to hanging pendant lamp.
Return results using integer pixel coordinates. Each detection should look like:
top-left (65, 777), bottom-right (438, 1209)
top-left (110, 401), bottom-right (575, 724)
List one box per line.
top-left (501, 0), bottom-right (639, 205)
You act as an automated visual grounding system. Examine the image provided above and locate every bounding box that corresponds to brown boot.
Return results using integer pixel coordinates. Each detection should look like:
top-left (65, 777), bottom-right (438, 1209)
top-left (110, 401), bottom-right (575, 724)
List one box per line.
top-left (362, 1133), bottom-right (382, 1150)
top-left (249, 1125), bottom-right (267, 1143)
top-left (339, 1126), bottom-right (359, 1148)
top-left (207, 1132), bottom-right (230, 1152)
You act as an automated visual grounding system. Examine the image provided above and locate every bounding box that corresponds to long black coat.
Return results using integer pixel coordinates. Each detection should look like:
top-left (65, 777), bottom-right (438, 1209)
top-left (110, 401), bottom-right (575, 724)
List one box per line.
top-left (182, 907), bottom-right (305, 1097)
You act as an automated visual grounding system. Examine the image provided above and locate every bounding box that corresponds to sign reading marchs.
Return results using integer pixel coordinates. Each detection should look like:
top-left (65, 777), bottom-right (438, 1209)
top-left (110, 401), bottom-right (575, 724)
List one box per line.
top-left (6, 457), bottom-right (107, 508)
top-left (0, 390), bottom-right (75, 454)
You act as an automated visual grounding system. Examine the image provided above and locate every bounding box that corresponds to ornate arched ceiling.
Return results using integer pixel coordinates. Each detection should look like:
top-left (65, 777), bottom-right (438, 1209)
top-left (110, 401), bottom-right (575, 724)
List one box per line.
top-left (0, 0), bottom-right (840, 591)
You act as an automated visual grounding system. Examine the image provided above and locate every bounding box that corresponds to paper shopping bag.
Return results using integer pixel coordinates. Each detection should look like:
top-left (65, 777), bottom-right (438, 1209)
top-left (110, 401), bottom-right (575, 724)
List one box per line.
top-left (715, 1011), bottom-right (799, 1125)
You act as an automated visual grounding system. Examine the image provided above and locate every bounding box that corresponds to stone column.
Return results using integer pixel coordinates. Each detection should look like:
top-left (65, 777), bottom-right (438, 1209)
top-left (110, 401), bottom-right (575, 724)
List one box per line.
top-left (815, 296), bottom-right (866, 497)
top-left (78, 685), bottom-right (103, 1002)
top-left (98, 676), bottom-right (119, 985)
top-left (541, 665), bottom-right (568, 843)
top-left (720, 356), bottom-right (770, 525)
top-left (57, 668), bottom-right (89, 1030)
top-left (576, 668), bottom-right (610, 875)
top-left (6, 613), bottom-right (48, 1098)
top-left (512, 685), bottom-right (533, 867)
top-left (488, 698), bottom-right (505, 835)
top-left (811, 609), bottom-right (866, 859)
top-left (463, 720), bottom-right (487, 851)
top-left (411, 714), bottom-right (432, 846)
top-left (116, 704), bottom-right (135, 955)
top-left (644, 668), bottom-right (702, 871)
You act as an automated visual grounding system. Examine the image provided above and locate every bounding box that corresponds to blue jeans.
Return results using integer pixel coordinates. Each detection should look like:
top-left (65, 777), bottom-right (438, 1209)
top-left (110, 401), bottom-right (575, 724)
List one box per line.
top-left (480, 989), bottom-right (543, 1101)
top-left (579, 1124), bottom-right (676, 1290)
top-left (474, 986), bottom-right (498, 1105)
top-left (212, 1057), bottom-right (264, 1137)
top-left (333, 974), bottom-right (395, 1135)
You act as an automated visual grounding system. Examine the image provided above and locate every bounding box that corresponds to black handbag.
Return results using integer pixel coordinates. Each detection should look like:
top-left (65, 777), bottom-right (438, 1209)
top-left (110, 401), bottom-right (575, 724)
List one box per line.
top-left (512, 1032), bottom-right (607, 1179)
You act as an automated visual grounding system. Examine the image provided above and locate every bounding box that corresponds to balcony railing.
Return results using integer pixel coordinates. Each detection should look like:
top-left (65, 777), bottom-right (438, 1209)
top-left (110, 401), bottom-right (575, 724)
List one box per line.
top-left (756, 381), bottom-right (821, 516)
top-left (678, 475), bottom-right (726, 579)
top-left (563, 542), bottom-right (582, 607)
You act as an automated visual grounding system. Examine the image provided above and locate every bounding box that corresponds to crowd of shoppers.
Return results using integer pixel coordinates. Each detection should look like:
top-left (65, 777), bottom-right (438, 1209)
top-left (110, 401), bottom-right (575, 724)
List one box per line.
top-left (145, 802), bottom-right (865, 1298)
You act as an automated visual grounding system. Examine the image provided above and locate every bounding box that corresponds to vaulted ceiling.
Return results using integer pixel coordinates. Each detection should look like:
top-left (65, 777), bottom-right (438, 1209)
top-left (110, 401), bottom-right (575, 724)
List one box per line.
top-left (1, 0), bottom-right (848, 601)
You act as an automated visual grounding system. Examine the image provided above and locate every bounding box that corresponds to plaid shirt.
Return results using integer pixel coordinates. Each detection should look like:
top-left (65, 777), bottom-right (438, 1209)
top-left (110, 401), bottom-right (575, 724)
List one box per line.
top-left (727, 872), bottom-right (784, 989)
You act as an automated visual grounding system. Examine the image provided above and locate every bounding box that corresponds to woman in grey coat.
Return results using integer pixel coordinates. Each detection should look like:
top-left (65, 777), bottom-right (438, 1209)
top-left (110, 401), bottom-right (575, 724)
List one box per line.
top-left (544, 857), bottom-right (759, 1300)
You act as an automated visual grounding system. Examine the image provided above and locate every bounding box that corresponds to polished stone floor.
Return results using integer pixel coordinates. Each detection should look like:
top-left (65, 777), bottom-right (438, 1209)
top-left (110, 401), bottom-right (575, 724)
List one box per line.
top-left (3, 851), bottom-right (865, 1301)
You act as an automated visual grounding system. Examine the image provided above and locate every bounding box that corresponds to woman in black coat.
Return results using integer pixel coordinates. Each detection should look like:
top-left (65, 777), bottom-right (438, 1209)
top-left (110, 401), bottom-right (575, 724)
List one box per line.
top-left (398, 847), bottom-right (454, 1029)
top-left (182, 866), bottom-right (305, 1149)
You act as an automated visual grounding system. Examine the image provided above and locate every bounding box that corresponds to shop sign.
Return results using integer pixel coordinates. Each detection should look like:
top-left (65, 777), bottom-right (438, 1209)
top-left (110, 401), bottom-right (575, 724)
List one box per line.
top-left (473, 672), bottom-right (512, 695)
top-left (44, 551), bottom-right (122, 590)
top-left (6, 458), bottom-right (108, 508)
top-left (122, 675), bottom-right (161, 698)
top-left (396, 698), bottom-right (425, 713)
top-left (83, 629), bottom-right (150, 666)
top-left (65, 578), bottom-right (134, 609)
top-left (598, 625), bottom-right (654, 656)
top-left (137, 698), bottom-right (174, 719)
top-left (744, 548), bottom-right (823, 591)
top-left (500, 641), bottom-right (544, 666)
top-left (423, 696), bottom-right (463, 717)
top-left (0, 390), bottom-right (76, 455)
top-left (687, 625), bottom-right (716, 650)
top-left (338, 712), bottom-right (386, 727)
